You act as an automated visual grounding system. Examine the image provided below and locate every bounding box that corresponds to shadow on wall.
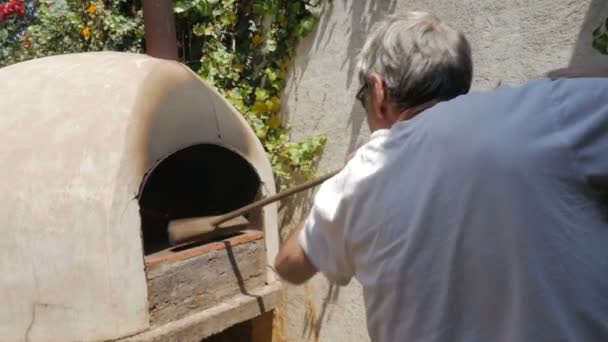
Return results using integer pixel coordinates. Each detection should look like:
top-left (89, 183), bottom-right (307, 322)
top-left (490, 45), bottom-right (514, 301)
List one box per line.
top-left (287, 0), bottom-right (398, 95)
top-left (343, 0), bottom-right (398, 157)
top-left (278, 0), bottom-right (400, 230)
top-left (301, 282), bottom-right (340, 341)
top-left (569, 0), bottom-right (608, 67)
top-left (281, 1), bottom-right (335, 125)
top-left (282, 0), bottom-right (398, 158)
top-left (341, 0), bottom-right (398, 88)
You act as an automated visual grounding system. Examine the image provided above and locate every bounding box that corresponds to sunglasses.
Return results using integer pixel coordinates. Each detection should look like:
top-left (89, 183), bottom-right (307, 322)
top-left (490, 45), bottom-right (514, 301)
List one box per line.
top-left (356, 82), bottom-right (369, 108)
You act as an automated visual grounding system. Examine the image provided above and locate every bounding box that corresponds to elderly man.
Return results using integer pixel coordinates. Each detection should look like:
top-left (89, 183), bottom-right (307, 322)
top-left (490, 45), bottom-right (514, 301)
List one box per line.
top-left (275, 11), bottom-right (608, 342)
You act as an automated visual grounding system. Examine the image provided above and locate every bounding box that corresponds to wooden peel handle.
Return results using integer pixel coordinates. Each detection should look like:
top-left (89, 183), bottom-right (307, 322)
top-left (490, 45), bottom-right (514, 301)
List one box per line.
top-left (211, 168), bottom-right (341, 226)
top-left (167, 169), bottom-right (342, 246)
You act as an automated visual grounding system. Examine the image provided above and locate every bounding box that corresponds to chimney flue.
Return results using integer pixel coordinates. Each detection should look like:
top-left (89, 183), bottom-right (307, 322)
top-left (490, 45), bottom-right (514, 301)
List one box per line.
top-left (143, 0), bottom-right (178, 60)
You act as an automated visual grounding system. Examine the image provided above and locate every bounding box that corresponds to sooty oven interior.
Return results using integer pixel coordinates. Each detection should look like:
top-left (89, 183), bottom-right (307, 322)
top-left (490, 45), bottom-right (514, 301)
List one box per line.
top-left (138, 143), bottom-right (262, 255)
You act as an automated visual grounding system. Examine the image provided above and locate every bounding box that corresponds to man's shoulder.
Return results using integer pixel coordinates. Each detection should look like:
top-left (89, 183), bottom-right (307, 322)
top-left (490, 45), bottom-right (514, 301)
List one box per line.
top-left (340, 142), bottom-right (384, 187)
top-left (437, 77), bottom-right (608, 116)
top-left (407, 78), bottom-right (560, 142)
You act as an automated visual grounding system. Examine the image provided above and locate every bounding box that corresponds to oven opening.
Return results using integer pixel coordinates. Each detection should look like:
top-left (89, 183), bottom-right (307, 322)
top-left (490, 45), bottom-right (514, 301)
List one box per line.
top-left (139, 144), bottom-right (261, 255)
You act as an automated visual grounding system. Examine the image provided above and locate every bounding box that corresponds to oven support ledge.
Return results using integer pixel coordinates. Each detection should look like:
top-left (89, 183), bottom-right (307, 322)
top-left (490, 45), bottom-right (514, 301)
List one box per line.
top-left (117, 282), bottom-right (282, 342)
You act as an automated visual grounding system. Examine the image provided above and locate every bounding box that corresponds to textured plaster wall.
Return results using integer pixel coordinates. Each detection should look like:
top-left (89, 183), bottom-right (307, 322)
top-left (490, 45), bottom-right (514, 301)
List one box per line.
top-left (279, 0), bottom-right (608, 341)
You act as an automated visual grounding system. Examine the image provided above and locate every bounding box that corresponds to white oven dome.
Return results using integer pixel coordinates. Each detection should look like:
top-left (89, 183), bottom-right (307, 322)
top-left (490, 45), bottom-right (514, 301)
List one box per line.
top-left (0, 52), bottom-right (279, 341)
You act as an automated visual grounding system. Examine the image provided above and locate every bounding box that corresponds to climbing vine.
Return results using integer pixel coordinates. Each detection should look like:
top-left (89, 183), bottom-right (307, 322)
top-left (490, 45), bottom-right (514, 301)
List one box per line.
top-left (0, 1), bottom-right (144, 65)
top-left (593, 17), bottom-right (608, 54)
top-left (0, 0), bottom-right (325, 188)
top-left (173, 0), bottom-right (326, 187)
top-left (175, 0), bottom-right (325, 187)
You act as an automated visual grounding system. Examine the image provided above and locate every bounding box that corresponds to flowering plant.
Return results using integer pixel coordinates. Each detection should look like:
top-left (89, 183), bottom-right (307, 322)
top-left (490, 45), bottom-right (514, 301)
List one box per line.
top-left (0, 0), bottom-right (25, 21)
top-left (0, 0), bottom-right (143, 66)
top-left (1, 0), bottom-right (326, 187)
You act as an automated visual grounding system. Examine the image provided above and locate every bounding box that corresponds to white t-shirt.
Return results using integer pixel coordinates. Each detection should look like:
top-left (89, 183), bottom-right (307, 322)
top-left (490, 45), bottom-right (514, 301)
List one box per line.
top-left (299, 78), bottom-right (608, 341)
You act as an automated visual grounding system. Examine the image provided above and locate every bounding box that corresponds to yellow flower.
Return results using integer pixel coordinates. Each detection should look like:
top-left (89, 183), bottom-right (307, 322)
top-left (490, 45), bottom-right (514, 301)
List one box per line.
top-left (268, 115), bottom-right (282, 129)
top-left (252, 101), bottom-right (267, 116)
top-left (256, 128), bottom-right (267, 140)
top-left (252, 34), bottom-right (262, 46)
top-left (82, 27), bottom-right (91, 39)
top-left (265, 96), bottom-right (281, 113)
top-left (234, 63), bottom-right (244, 73)
top-left (87, 5), bottom-right (97, 14)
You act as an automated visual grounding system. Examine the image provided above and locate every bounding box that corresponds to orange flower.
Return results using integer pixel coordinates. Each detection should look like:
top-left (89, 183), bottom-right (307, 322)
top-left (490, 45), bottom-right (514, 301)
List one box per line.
top-left (87, 5), bottom-right (96, 14)
top-left (82, 27), bottom-right (91, 39)
top-left (22, 35), bottom-right (32, 49)
top-left (251, 34), bottom-right (262, 46)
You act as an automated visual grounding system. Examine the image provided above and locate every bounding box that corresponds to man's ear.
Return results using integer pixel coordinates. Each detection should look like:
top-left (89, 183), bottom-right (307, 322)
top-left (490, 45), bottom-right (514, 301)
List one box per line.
top-left (369, 73), bottom-right (387, 119)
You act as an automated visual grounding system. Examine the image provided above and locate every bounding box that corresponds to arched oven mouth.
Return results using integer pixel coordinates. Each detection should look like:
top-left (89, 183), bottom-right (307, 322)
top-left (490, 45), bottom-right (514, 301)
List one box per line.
top-left (138, 143), bottom-right (262, 255)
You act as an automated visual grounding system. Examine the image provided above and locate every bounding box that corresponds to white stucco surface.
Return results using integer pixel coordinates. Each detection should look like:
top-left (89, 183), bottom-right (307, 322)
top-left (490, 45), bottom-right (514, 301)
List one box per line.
top-left (281, 0), bottom-right (608, 341)
top-left (0, 52), bottom-right (279, 341)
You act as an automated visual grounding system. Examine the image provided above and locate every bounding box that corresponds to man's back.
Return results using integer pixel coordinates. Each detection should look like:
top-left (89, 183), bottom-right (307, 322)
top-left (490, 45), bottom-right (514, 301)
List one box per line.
top-left (304, 78), bottom-right (608, 341)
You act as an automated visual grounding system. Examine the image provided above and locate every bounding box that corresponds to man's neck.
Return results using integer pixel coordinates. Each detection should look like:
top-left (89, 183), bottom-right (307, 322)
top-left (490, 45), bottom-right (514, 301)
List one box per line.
top-left (395, 100), bottom-right (439, 122)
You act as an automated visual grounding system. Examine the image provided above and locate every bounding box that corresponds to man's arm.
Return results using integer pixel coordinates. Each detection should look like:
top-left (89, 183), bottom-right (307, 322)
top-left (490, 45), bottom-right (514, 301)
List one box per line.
top-left (274, 221), bottom-right (317, 284)
top-left (275, 165), bottom-right (356, 286)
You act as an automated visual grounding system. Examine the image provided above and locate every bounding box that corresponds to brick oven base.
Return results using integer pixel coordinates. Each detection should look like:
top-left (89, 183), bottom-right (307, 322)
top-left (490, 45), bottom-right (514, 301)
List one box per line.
top-left (117, 230), bottom-right (281, 342)
top-left (118, 282), bottom-right (280, 342)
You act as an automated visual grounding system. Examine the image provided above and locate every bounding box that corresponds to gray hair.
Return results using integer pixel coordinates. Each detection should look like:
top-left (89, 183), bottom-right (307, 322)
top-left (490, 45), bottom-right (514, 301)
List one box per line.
top-left (356, 12), bottom-right (473, 110)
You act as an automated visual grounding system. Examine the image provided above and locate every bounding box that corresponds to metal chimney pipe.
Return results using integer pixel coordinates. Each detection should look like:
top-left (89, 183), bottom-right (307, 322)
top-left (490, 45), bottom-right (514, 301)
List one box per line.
top-left (143, 0), bottom-right (178, 60)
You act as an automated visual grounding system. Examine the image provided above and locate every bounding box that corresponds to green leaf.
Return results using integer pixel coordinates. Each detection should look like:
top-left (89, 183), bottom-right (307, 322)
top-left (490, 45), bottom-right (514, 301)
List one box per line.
top-left (196, 1), bottom-right (212, 16)
top-left (593, 33), bottom-right (608, 54)
top-left (268, 115), bottom-right (282, 129)
top-left (220, 13), bottom-right (237, 26)
top-left (265, 96), bottom-right (281, 112)
top-left (252, 3), bottom-right (269, 15)
top-left (252, 101), bottom-right (268, 115)
top-left (255, 88), bottom-right (269, 102)
top-left (289, 2), bottom-right (302, 14)
top-left (173, 2), bottom-right (187, 13)
top-left (295, 16), bottom-right (316, 37)
top-left (193, 24), bottom-right (205, 36)
top-left (265, 68), bottom-right (278, 81)
top-left (265, 38), bottom-right (277, 52)
top-left (256, 127), bottom-right (268, 139)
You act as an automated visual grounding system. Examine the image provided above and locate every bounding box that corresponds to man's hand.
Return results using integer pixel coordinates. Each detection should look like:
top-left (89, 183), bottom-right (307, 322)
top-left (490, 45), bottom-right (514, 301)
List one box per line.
top-left (274, 221), bottom-right (317, 284)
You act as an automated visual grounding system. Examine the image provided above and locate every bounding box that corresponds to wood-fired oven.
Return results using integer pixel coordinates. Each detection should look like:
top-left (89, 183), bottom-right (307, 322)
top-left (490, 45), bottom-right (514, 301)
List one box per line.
top-left (0, 52), bottom-right (281, 342)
